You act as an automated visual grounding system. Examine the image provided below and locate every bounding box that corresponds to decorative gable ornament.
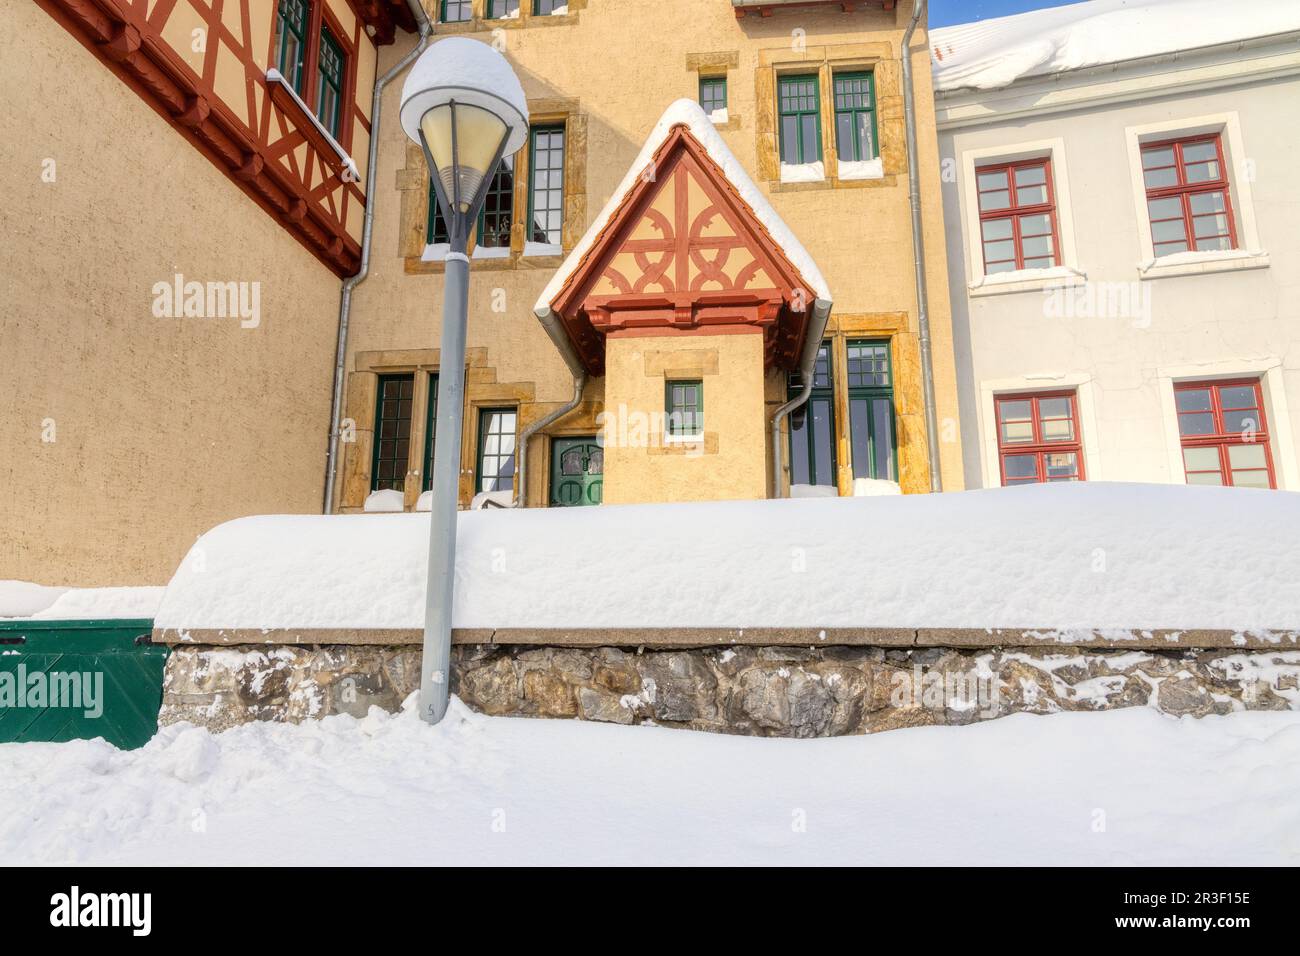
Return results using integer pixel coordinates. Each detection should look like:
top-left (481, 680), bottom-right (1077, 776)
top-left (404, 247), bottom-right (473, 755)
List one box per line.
top-left (535, 100), bottom-right (832, 375)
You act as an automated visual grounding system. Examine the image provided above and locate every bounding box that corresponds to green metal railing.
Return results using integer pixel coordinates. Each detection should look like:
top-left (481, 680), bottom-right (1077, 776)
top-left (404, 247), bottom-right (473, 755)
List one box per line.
top-left (0, 619), bottom-right (167, 750)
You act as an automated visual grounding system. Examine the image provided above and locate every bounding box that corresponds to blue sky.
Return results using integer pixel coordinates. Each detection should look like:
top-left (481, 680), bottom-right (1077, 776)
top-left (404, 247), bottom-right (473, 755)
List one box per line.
top-left (930, 0), bottom-right (1085, 28)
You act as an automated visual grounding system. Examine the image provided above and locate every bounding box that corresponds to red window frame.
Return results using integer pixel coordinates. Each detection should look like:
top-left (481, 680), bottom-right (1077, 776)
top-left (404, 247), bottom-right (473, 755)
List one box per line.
top-left (272, 0), bottom-right (357, 152)
top-left (994, 390), bottom-right (1085, 486)
top-left (975, 157), bottom-right (1060, 274)
top-left (1140, 134), bottom-right (1238, 257)
top-left (1175, 378), bottom-right (1275, 489)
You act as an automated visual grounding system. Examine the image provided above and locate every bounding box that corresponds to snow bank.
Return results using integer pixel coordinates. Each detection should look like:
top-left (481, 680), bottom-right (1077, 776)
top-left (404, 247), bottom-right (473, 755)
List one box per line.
top-left (930, 0), bottom-right (1300, 92)
top-left (363, 489), bottom-right (404, 513)
top-left (1, 582), bottom-right (163, 621)
top-left (535, 99), bottom-right (832, 314)
top-left (3, 702), bottom-right (1297, 865)
top-left (155, 483), bottom-right (1300, 633)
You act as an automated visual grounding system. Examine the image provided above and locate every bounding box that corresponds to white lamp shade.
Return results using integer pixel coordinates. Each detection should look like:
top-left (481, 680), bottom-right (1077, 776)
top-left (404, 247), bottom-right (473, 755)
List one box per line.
top-left (399, 37), bottom-right (529, 157)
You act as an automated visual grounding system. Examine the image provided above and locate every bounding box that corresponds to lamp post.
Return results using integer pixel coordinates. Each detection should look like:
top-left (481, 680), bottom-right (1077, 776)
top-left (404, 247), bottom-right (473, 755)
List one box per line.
top-left (399, 38), bottom-right (529, 724)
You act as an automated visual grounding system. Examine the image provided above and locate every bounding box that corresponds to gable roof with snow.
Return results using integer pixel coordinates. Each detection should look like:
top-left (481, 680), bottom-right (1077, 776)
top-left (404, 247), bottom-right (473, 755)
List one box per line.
top-left (534, 99), bottom-right (831, 375)
top-left (930, 0), bottom-right (1300, 93)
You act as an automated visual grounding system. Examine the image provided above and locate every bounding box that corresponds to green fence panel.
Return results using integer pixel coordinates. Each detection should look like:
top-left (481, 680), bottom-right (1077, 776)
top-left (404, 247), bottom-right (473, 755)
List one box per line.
top-left (0, 619), bottom-right (167, 750)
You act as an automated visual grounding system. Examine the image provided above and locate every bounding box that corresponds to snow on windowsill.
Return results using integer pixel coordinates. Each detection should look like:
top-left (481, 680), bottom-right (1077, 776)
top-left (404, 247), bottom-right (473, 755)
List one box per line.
top-left (853, 478), bottom-right (901, 497)
top-left (472, 244), bottom-right (511, 260)
top-left (363, 490), bottom-right (405, 513)
top-left (708, 107), bottom-right (730, 125)
top-left (1138, 248), bottom-right (1270, 280)
top-left (662, 432), bottom-right (704, 445)
top-left (838, 158), bottom-right (884, 181)
top-left (422, 243), bottom-right (450, 262)
top-left (790, 484), bottom-right (838, 499)
top-left (471, 491), bottom-right (515, 510)
top-left (265, 69), bottom-right (359, 182)
top-left (970, 264), bottom-right (1087, 297)
top-left (779, 161), bottom-right (825, 184)
top-left (0, 581), bottom-right (165, 621)
top-left (523, 241), bottom-right (563, 258)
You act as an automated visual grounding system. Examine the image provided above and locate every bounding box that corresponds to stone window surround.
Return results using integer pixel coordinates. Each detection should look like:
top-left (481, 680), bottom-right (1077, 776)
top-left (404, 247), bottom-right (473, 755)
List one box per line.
top-left (641, 346), bottom-right (720, 457)
top-left (398, 97), bottom-right (588, 274)
top-left (976, 373), bottom-right (1103, 490)
top-left (1155, 358), bottom-right (1298, 492)
top-left (1123, 111), bottom-right (1269, 280)
top-left (686, 51), bottom-right (742, 131)
top-left (755, 41), bottom-right (904, 192)
top-left (433, 0), bottom-right (586, 32)
top-left (957, 137), bottom-right (1087, 297)
top-left (781, 312), bottom-right (926, 496)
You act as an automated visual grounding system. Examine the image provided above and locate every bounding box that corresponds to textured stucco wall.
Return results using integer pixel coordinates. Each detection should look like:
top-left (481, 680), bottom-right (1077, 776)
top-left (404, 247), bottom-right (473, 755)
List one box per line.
top-left (603, 332), bottom-right (768, 504)
top-left (343, 0), bottom-right (963, 506)
top-left (940, 69), bottom-right (1300, 490)
top-left (0, 3), bottom-right (342, 585)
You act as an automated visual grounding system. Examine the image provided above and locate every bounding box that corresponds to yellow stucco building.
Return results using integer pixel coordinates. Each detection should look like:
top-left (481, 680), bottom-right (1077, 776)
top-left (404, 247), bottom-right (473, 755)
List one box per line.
top-left (4, 0), bottom-right (962, 586)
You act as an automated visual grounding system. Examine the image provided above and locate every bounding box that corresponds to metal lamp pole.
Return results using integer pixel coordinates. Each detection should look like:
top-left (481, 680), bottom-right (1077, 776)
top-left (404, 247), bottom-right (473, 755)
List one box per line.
top-left (417, 108), bottom-right (509, 726)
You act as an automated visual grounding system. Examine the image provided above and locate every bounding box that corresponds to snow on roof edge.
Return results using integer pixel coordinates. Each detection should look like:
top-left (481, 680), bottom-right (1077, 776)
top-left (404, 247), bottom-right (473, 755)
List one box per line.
top-left (533, 99), bottom-right (832, 314)
top-left (930, 0), bottom-right (1300, 94)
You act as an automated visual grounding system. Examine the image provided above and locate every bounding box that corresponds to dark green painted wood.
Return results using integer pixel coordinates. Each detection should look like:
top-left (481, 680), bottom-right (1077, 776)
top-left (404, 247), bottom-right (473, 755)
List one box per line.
top-left (551, 436), bottom-right (603, 507)
top-left (0, 619), bottom-right (167, 751)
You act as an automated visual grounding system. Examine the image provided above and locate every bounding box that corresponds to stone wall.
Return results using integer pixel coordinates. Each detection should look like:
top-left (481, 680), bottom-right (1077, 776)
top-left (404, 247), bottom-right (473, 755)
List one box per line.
top-left (161, 643), bottom-right (1300, 737)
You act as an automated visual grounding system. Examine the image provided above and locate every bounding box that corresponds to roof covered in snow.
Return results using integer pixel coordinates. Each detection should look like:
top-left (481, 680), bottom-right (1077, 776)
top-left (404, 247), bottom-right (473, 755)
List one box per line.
top-left (931, 0), bottom-right (1300, 93)
top-left (155, 483), bottom-right (1300, 635)
top-left (534, 99), bottom-right (832, 314)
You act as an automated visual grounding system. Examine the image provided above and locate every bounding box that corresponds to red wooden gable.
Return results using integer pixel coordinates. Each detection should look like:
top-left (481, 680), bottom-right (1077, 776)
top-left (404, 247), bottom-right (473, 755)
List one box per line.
top-left (549, 125), bottom-right (820, 376)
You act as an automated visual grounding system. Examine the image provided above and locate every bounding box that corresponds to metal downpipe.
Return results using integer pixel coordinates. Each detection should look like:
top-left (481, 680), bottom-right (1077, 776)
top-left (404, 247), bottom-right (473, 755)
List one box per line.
top-left (516, 307), bottom-right (592, 507)
top-left (322, 0), bottom-right (433, 513)
top-left (902, 0), bottom-right (944, 492)
top-left (770, 298), bottom-right (833, 498)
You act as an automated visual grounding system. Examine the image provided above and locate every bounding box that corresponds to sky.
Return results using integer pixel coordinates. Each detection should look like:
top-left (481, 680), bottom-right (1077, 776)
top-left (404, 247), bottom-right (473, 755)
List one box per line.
top-left (929, 0), bottom-right (1085, 28)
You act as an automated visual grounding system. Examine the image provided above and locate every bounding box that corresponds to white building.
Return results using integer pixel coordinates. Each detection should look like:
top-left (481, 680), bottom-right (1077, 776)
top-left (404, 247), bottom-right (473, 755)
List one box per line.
top-left (932, 0), bottom-right (1300, 491)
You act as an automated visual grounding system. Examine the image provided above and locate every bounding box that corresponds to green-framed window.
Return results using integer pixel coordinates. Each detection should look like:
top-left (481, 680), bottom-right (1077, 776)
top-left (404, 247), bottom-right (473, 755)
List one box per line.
top-left (427, 179), bottom-right (450, 245)
top-left (699, 76), bottom-right (727, 116)
top-left (665, 380), bottom-right (704, 438)
top-left (315, 25), bottom-right (345, 139)
top-left (846, 339), bottom-right (896, 481)
top-left (489, 0), bottom-right (520, 16)
top-left (777, 74), bottom-right (822, 165)
top-left (372, 374), bottom-right (413, 492)
top-left (273, 0), bottom-right (309, 93)
top-left (534, 0), bottom-right (565, 13)
top-left (788, 343), bottom-right (836, 486)
top-left (441, 0), bottom-right (472, 22)
top-left (476, 156), bottom-right (515, 249)
top-left (421, 374), bottom-right (439, 492)
top-left (528, 125), bottom-right (566, 245)
top-left (833, 71), bottom-right (878, 163)
top-left (477, 407), bottom-right (518, 494)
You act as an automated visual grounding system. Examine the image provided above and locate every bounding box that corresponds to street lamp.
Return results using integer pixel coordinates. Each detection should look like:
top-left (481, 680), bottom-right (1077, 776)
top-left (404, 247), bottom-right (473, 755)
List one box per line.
top-left (400, 38), bottom-right (529, 724)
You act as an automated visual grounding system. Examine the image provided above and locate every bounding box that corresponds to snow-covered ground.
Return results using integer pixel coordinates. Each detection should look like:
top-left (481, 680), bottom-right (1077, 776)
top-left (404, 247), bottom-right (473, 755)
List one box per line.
top-left (0, 581), bottom-right (163, 620)
top-left (3, 701), bottom-right (1297, 865)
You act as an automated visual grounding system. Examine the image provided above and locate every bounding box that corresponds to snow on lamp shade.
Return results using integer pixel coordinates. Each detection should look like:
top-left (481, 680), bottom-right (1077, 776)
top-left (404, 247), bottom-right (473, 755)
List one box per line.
top-left (399, 38), bottom-right (530, 209)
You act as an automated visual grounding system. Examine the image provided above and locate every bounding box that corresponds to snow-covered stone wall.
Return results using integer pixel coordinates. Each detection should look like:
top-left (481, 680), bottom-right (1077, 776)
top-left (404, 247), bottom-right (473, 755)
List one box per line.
top-left (161, 643), bottom-right (1300, 738)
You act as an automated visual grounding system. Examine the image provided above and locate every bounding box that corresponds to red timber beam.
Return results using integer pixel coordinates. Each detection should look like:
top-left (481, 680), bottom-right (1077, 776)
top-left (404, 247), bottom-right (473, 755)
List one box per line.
top-left (35, 0), bottom-right (362, 277)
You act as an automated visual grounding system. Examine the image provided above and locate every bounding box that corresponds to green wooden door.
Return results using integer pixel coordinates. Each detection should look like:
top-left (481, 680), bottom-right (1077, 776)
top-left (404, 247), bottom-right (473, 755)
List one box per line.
top-left (550, 437), bottom-right (603, 507)
top-left (0, 619), bottom-right (168, 750)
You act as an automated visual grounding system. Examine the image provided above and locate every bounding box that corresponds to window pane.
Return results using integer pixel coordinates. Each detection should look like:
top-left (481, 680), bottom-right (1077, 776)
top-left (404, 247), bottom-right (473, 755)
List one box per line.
top-left (1175, 389), bottom-right (1212, 412)
top-left (529, 126), bottom-right (566, 244)
top-left (1143, 167), bottom-right (1178, 189)
top-left (779, 116), bottom-right (800, 165)
top-left (978, 190), bottom-right (1011, 211)
top-left (1228, 444), bottom-right (1266, 469)
top-left (983, 239), bottom-right (1015, 263)
top-left (1021, 235), bottom-right (1053, 259)
top-left (1184, 160), bottom-right (1220, 183)
top-left (1003, 454), bottom-right (1037, 483)
top-left (1218, 386), bottom-right (1257, 410)
top-left (998, 400), bottom-right (1033, 444)
top-left (1147, 196), bottom-right (1182, 220)
top-left (981, 218), bottom-right (1012, 241)
top-left (1015, 165), bottom-right (1046, 186)
top-left (1231, 469), bottom-right (1271, 489)
top-left (1222, 410), bottom-right (1260, 434)
top-left (373, 374), bottom-right (415, 492)
top-left (849, 397), bottom-right (871, 479)
top-left (1186, 471), bottom-right (1224, 486)
top-left (1192, 213), bottom-right (1229, 239)
top-left (1018, 213), bottom-right (1051, 237)
top-left (1151, 218), bottom-right (1189, 244)
top-left (1044, 452), bottom-right (1079, 480)
top-left (1189, 191), bottom-right (1227, 215)
top-left (1181, 141), bottom-right (1217, 163)
top-left (872, 398), bottom-right (895, 480)
top-left (1141, 146), bottom-right (1175, 170)
top-left (977, 171), bottom-right (1008, 191)
top-left (1183, 446), bottom-right (1220, 472)
top-left (1016, 183), bottom-right (1048, 205)
top-left (799, 114), bottom-right (818, 161)
top-left (811, 397), bottom-right (834, 485)
top-left (1178, 413), bottom-right (1215, 436)
top-left (1153, 240), bottom-right (1190, 256)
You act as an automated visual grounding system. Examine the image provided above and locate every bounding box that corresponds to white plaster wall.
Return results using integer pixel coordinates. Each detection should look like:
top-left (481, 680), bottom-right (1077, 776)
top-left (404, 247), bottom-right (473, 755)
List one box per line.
top-left (940, 69), bottom-right (1300, 490)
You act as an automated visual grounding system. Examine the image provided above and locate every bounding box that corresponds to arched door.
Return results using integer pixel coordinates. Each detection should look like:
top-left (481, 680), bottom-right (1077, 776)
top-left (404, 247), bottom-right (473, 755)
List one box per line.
top-left (550, 437), bottom-right (603, 507)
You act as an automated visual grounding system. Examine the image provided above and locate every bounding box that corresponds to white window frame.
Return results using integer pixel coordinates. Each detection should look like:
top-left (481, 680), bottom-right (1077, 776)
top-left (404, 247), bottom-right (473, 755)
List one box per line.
top-left (1155, 358), bottom-right (1297, 491)
top-left (959, 137), bottom-right (1086, 298)
top-left (977, 373), bottom-right (1102, 488)
top-left (1123, 111), bottom-right (1270, 280)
